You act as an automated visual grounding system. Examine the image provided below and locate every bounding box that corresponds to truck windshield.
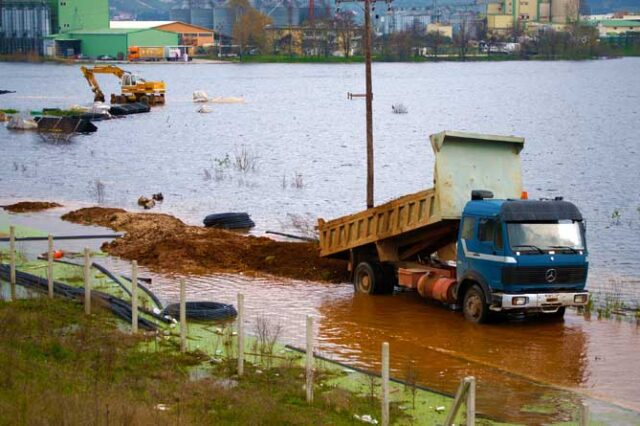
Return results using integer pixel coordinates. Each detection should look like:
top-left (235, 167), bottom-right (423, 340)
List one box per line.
top-left (507, 221), bottom-right (584, 253)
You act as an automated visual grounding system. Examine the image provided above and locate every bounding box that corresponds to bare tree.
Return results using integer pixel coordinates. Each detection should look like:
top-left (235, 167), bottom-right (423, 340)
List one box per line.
top-left (335, 10), bottom-right (358, 58)
top-left (455, 13), bottom-right (471, 60)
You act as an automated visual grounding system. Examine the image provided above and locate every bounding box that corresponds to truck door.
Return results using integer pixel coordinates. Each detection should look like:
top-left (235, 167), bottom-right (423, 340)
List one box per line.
top-left (457, 215), bottom-right (476, 277)
top-left (474, 218), bottom-right (505, 289)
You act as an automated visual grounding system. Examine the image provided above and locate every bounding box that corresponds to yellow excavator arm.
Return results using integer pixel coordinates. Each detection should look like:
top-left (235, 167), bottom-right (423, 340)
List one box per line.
top-left (80, 65), bottom-right (126, 103)
top-left (80, 65), bottom-right (166, 105)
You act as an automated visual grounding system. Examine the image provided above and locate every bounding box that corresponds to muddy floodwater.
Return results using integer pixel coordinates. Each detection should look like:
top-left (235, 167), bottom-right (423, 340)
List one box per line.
top-left (4, 206), bottom-right (640, 424)
top-left (1, 59), bottom-right (640, 423)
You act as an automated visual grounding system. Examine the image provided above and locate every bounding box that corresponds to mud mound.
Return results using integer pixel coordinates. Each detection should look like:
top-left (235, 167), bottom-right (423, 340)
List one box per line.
top-left (62, 207), bottom-right (348, 283)
top-left (3, 201), bottom-right (62, 213)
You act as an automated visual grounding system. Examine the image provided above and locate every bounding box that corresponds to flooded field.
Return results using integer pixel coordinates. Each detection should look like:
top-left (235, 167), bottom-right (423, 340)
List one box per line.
top-left (1, 59), bottom-right (640, 423)
top-left (2, 209), bottom-right (640, 424)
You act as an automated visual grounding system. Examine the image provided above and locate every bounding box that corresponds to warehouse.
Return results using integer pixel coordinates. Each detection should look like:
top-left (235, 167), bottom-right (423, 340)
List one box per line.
top-left (47, 28), bottom-right (179, 59)
top-left (110, 21), bottom-right (216, 47)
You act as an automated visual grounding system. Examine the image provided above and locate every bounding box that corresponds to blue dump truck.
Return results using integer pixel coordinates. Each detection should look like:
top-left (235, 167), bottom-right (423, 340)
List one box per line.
top-left (318, 131), bottom-right (589, 323)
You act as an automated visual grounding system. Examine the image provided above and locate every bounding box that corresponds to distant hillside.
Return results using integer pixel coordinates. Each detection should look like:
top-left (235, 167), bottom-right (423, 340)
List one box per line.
top-left (108, 0), bottom-right (639, 20)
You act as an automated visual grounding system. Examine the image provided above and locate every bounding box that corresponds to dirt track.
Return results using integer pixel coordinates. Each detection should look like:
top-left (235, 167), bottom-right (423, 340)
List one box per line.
top-left (62, 207), bottom-right (349, 283)
top-left (3, 201), bottom-right (62, 213)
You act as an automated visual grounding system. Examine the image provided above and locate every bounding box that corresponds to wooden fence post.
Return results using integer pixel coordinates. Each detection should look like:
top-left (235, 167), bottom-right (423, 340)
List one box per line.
top-left (444, 377), bottom-right (471, 426)
top-left (47, 235), bottom-right (54, 299)
top-left (382, 342), bottom-right (390, 426)
top-left (465, 376), bottom-right (476, 426)
top-left (131, 261), bottom-right (138, 334)
top-left (306, 315), bottom-right (314, 403)
top-left (9, 225), bottom-right (16, 301)
top-left (83, 248), bottom-right (91, 315)
top-left (579, 402), bottom-right (590, 426)
top-left (180, 279), bottom-right (186, 353)
top-left (237, 293), bottom-right (245, 376)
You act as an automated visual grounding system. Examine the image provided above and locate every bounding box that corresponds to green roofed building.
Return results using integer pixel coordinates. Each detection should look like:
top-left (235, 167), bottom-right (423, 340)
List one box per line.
top-left (48, 28), bottom-right (179, 58)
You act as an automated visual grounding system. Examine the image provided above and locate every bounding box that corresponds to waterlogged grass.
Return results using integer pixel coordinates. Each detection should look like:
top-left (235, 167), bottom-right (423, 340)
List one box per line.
top-left (0, 298), bottom-right (406, 425)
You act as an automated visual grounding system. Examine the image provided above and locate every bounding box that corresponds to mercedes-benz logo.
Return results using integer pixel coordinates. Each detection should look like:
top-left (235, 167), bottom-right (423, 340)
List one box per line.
top-left (545, 269), bottom-right (557, 283)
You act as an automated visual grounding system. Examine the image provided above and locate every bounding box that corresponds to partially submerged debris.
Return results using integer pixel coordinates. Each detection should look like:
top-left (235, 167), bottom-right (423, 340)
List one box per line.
top-left (193, 90), bottom-right (209, 103)
top-left (2, 201), bottom-right (62, 213)
top-left (6, 115), bottom-right (38, 130)
top-left (35, 116), bottom-right (98, 134)
top-left (61, 207), bottom-right (349, 282)
top-left (392, 103), bottom-right (408, 114)
top-left (137, 196), bottom-right (156, 210)
top-left (210, 96), bottom-right (245, 104)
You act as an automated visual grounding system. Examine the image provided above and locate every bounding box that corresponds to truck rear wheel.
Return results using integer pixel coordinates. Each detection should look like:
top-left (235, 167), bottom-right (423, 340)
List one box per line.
top-left (354, 262), bottom-right (387, 295)
top-left (463, 285), bottom-right (489, 323)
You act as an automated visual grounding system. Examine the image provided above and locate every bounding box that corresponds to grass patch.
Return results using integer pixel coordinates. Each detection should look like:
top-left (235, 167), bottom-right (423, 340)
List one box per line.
top-left (0, 297), bottom-right (406, 425)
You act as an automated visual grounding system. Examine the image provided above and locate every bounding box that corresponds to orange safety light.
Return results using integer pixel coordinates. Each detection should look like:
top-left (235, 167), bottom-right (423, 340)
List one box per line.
top-left (521, 191), bottom-right (528, 200)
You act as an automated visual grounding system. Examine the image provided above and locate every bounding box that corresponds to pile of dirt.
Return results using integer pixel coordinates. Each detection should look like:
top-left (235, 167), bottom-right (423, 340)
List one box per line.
top-left (3, 201), bottom-right (62, 213)
top-left (62, 207), bottom-right (349, 283)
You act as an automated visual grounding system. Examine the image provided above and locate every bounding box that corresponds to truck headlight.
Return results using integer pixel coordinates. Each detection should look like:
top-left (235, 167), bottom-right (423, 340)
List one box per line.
top-left (512, 296), bottom-right (529, 306)
top-left (574, 294), bottom-right (588, 304)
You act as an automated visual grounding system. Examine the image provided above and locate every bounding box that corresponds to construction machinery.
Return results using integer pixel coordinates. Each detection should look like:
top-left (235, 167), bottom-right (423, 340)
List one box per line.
top-left (80, 65), bottom-right (166, 105)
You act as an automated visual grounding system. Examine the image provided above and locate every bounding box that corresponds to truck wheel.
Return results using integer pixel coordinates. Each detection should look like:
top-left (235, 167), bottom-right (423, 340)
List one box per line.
top-left (379, 263), bottom-right (397, 295)
top-left (463, 285), bottom-right (489, 324)
top-left (354, 262), bottom-right (384, 295)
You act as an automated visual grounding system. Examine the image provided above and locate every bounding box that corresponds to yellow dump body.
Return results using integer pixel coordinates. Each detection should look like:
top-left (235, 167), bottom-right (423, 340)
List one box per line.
top-left (318, 131), bottom-right (525, 260)
top-left (318, 189), bottom-right (439, 258)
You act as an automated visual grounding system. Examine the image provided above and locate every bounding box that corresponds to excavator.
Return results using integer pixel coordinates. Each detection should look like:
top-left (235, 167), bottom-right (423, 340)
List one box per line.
top-left (80, 65), bottom-right (166, 105)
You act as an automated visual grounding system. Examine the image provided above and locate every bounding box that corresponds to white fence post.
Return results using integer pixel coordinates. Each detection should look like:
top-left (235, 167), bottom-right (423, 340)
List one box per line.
top-left (180, 279), bottom-right (187, 353)
top-left (9, 225), bottom-right (16, 301)
top-left (465, 376), bottom-right (476, 426)
top-left (306, 315), bottom-right (314, 403)
top-left (47, 235), bottom-right (54, 298)
top-left (237, 293), bottom-right (245, 376)
top-left (131, 261), bottom-right (138, 334)
top-left (83, 248), bottom-right (91, 315)
top-left (580, 402), bottom-right (590, 426)
top-left (381, 342), bottom-right (390, 426)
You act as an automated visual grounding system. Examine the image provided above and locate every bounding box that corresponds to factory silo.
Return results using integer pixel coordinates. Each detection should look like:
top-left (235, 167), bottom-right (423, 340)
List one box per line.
top-left (171, 1), bottom-right (192, 23)
top-left (191, 0), bottom-right (214, 29)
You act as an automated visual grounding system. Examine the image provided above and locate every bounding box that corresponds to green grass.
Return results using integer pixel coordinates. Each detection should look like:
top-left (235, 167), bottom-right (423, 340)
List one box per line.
top-left (0, 297), bottom-right (408, 425)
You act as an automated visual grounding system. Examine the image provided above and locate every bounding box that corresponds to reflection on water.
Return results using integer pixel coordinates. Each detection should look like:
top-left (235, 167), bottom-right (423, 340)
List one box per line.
top-left (138, 269), bottom-right (640, 424)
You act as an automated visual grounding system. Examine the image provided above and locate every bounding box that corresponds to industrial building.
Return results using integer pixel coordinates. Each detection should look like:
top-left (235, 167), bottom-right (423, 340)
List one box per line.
top-left (597, 19), bottom-right (640, 37)
top-left (0, 0), bottom-right (108, 55)
top-left (170, 0), bottom-right (329, 37)
top-left (110, 21), bottom-right (216, 47)
top-left (46, 28), bottom-right (179, 59)
top-left (486, 0), bottom-right (580, 35)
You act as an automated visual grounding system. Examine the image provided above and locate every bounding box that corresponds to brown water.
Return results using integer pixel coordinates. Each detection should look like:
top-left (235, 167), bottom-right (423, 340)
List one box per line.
top-left (144, 269), bottom-right (640, 424)
top-left (2, 209), bottom-right (640, 423)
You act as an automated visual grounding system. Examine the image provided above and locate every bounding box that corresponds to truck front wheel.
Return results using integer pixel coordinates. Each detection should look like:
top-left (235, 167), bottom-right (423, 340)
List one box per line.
top-left (354, 262), bottom-right (386, 295)
top-left (463, 285), bottom-right (489, 323)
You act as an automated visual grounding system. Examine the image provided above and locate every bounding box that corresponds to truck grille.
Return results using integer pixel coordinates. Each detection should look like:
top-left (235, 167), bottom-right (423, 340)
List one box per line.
top-left (502, 266), bottom-right (587, 285)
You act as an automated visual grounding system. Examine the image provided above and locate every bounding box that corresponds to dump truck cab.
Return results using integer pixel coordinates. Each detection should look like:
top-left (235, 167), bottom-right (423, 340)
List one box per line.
top-left (455, 194), bottom-right (589, 322)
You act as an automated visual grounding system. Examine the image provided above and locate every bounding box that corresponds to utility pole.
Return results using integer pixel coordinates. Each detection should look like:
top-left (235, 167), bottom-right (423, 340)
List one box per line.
top-left (340, 0), bottom-right (391, 209)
